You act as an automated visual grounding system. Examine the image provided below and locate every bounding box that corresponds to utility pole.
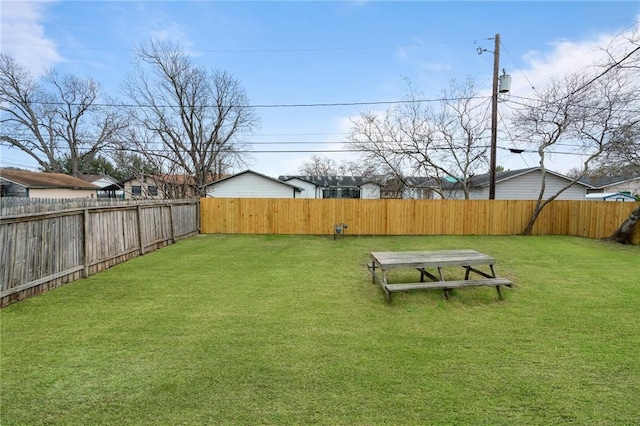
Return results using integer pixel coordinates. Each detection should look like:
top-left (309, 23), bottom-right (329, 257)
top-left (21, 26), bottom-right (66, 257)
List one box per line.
top-left (489, 33), bottom-right (500, 200)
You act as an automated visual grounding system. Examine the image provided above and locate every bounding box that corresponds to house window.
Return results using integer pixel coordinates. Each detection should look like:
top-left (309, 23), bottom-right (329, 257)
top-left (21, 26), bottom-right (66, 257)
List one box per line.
top-left (131, 185), bottom-right (142, 197)
top-left (322, 188), bottom-right (338, 198)
top-left (341, 188), bottom-right (361, 199)
top-left (322, 187), bottom-right (360, 199)
top-left (148, 186), bottom-right (158, 196)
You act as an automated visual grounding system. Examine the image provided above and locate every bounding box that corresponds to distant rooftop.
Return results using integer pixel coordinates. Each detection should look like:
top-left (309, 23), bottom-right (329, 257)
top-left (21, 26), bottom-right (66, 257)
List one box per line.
top-left (0, 169), bottom-right (98, 190)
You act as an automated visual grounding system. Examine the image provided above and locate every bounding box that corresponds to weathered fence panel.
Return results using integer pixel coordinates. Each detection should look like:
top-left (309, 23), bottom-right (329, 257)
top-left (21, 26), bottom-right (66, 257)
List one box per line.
top-left (1, 199), bottom-right (199, 307)
top-left (200, 198), bottom-right (639, 243)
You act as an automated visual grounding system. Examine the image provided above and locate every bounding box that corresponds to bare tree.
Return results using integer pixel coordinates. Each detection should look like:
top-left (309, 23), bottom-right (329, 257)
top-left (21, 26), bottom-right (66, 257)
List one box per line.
top-left (123, 40), bottom-right (259, 197)
top-left (511, 26), bottom-right (640, 235)
top-left (1, 54), bottom-right (60, 171)
top-left (0, 54), bottom-right (127, 175)
top-left (595, 24), bottom-right (640, 175)
top-left (298, 154), bottom-right (378, 177)
top-left (116, 126), bottom-right (194, 199)
top-left (111, 149), bottom-right (159, 180)
top-left (45, 71), bottom-right (128, 176)
top-left (603, 25), bottom-right (640, 244)
top-left (349, 78), bottom-right (490, 199)
top-left (299, 155), bottom-right (341, 176)
top-left (594, 106), bottom-right (640, 176)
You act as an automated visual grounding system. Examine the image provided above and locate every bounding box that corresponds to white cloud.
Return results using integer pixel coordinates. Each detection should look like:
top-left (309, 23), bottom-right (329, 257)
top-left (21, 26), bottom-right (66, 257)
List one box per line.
top-left (0, 1), bottom-right (61, 73)
top-left (149, 21), bottom-right (198, 57)
top-left (511, 20), bottom-right (640, 98)
top-left (151, 22), bottom-right (190, 46)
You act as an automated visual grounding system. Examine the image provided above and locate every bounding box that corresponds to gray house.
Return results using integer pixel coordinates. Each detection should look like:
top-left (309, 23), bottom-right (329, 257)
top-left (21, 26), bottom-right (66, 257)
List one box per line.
top-left (446, 167), bottom-right (592, 200)
top-left (579, 175), bottom-right (640, 197)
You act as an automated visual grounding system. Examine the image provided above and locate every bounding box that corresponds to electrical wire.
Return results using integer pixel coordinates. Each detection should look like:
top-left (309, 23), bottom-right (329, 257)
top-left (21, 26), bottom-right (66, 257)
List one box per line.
top-left (21, 95), bottom-right (491, 109)
top-left (0, 41), bottom-right (455, 54)
top-left (0, 141), bottom-right (603, 157)
top-left (500, 41), bottom-right (540, 95)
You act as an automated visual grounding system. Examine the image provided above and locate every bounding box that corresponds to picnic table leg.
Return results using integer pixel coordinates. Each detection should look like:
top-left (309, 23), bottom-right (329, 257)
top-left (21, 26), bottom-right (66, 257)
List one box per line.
top-left (436, 267), bottom-right (450, 299)
top-left (382, 270), bottom-right (391, 301)
top-left (417, 268), bottom-right (439, 282)
top-left (464, 266), bottom-right (471, 280)
top-left (489, 264), bottom-right (497, 278)
top-left (489, 264), bottom-right (504, 299)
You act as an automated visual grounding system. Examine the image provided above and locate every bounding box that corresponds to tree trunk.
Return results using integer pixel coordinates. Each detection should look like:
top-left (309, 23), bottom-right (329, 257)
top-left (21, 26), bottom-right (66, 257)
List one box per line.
top-left (522, 204), bottom-right (543, 236)
top-left (606, 205), bottom-right (640, 244)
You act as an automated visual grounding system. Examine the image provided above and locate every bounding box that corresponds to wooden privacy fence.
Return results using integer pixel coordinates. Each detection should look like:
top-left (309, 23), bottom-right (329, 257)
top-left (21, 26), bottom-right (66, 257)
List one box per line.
top-left (1, 199), bottom-right (199, 307)
top-left (200, 198), bottom-right (640, 243)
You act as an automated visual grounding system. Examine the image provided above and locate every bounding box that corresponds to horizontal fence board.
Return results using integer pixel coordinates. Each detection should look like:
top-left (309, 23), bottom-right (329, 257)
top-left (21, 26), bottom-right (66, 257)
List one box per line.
top-left (199, 198), bottom-right (639, 243)
top-left (1, 199), bottom-right (199, 307)
top-left (0, 265), bottom-right (85, 298)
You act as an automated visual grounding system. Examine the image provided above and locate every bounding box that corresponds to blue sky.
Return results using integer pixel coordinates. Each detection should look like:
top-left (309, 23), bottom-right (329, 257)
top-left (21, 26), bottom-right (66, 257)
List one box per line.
top-left (1, 1), bottom-right (639, 177)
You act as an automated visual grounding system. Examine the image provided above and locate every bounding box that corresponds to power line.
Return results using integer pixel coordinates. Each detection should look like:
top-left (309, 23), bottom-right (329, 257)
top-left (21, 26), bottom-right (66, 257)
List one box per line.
top-left (562, 44), bottom-right (640, 99)
top-left (500, 41), bottom-right (539, 95)
top-left (0, 134), bottom-right (600, 148)
top-left (504, 95), bottom-right (640, 114)
top-left (0, 141), bottom-right (602, 157)
top-left (23, 95), bottom-right (491, 109)
top-left (0, 41), bottom-right (453, 54)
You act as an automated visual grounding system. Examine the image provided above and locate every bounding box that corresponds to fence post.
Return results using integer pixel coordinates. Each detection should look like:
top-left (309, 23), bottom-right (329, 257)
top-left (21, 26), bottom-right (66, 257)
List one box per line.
top-left (82, 208), bottom-right (90, 278)
top-left (137, 204), bottom-right (145, 255)
top-left (197, 199), bottom-right (201, 234)
top-left (169, 203), bottom-right (176, 243)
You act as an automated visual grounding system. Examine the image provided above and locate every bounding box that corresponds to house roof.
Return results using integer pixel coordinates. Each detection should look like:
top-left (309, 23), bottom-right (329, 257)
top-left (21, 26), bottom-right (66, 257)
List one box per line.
top-left (456, 167), bottom-right (593, 189)
top-left (279, 168), bottom-right (593, 191)
top-left (279, 175), bottom-right (435, 188)
top-left (117, 174), bottom-right (198, 185)
top-left (0, 169), bottom-right (99, 190)
top-left (77, 174), bottom-right (116, 183)
top-left (208, 170), bottom-right (303, 191)
top-left (586, 192), bottom-right (637, 201)
top-left (579, 175), bottom-right (640, 189)
top-left (279, 176), bottom-right (319, 186)
top-left (279, 175), bottom-right (368, 187)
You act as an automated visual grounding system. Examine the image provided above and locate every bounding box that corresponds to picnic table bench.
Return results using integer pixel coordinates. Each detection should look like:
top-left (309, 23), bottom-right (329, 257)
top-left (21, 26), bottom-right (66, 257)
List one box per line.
top-left (368, 250), bottom-right (512, 300)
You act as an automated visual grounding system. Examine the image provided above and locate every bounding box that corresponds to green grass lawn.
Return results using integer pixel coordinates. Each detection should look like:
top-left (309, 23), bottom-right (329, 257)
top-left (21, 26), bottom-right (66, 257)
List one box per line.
top-left (2, 235), bottom-right (639, 425)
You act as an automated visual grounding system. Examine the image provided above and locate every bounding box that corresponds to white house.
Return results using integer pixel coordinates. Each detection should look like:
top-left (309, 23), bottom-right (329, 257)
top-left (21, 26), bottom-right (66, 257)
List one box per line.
top-left (78, 174), bottom-right (118, 189)
top-left (78, 174), bottom-right (121, 198)
top-left (279, 177), bottom-right (320, 198)
top-left (206, 170), bottom-right (303, 198)
top-left (0, 169), bottom-right (98, 199)
top-left (448, 168), bottom-right (592, 200)
top-left (278, 175), bottom-right (435, 199)
top-left (360, 181), bottom-right (381, 199)
top-left (279, 175), bottom-right (365, 199)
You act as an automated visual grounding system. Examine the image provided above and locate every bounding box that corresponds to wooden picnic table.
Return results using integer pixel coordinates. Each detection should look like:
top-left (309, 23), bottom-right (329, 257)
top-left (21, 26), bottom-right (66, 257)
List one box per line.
top-left (368, 249), bottom-right (512, 300)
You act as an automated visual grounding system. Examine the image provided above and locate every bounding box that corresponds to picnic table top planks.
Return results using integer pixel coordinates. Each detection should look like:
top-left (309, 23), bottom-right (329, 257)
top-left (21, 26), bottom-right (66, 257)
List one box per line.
top-left (370, 250), bottom-right (495, 270)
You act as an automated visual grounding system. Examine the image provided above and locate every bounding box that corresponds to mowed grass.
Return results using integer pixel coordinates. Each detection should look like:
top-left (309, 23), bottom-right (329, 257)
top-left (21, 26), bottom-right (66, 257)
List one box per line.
top-left (1, 235), bottom-right (639, 425)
